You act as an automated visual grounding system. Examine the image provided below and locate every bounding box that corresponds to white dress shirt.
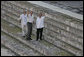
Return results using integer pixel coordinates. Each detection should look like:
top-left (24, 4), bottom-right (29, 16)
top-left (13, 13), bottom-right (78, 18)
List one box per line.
top-left (27, 14), bottom-right (34, 23)
top-left (36, 16), bottom-right (45, 28)
top-left (19, 14), bottom-right (27, 25)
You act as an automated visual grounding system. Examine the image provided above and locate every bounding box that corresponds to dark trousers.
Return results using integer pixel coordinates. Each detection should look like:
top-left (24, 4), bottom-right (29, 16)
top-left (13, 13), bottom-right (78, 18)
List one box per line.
top-left (36, 28), bottom-right (43, 40)
top-left (26, 22), bottom-right (32, 39)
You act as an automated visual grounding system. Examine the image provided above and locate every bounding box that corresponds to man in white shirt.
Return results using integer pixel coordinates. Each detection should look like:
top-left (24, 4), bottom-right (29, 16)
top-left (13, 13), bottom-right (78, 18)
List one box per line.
top-left (36, 12), bottom-right (45, 41)
top-left (18, 9), bottom-right (27, 37)
top-left (26, 9), bottom-right (34, 40)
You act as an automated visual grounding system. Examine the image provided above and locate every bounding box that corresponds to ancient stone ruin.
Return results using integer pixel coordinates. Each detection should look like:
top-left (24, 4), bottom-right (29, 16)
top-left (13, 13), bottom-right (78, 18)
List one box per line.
top-left (1, 1), bottom-right (83, 56)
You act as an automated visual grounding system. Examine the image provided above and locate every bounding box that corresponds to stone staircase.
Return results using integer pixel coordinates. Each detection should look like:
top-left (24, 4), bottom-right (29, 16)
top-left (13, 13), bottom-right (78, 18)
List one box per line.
top-left (1, 1), bottom-right (83, 56)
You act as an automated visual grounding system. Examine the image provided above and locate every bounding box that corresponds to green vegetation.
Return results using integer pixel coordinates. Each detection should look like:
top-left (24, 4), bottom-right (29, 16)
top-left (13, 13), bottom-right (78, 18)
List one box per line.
top-left (1, 19), bottom-right (21, 34)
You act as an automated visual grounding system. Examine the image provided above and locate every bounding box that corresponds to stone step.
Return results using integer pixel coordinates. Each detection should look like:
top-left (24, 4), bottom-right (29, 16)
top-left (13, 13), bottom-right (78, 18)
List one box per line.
top-left (1, 5), bottom-right (83, 40)
top-left (1, 2), bottom-right (83, 38)
top-left (1, 7), bottom-right (82, 54)
top-left (1, 1), bottom-right (83, 31)
top-left (1, 43), bottom-right (19, 56)
top-left (15, 1), bottom-right (83, 30)
top-left (1, 14), bottom-right (83, 52)
top-left (1, 31), bottom-right (43, 56)
top-left (43, 1), bottom-right (83, 15)
top-left (1, 14), bottom-right (83, 56)
top-left (1, 2), bottom-right (83, 55)
top-left (27, 1), bottom-right (83, 20)
top-left (1, 7), bottom-right (83, 40)
top-left (32, 29), bottom-right (83, 56)
top-left (1, 19), bottom-right (73, 56)
top-left (1, 8), bottom-right (83, 49)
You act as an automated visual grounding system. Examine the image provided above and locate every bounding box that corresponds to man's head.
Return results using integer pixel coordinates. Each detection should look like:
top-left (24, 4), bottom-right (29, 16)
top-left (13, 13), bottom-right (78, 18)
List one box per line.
top-left (23, 9), bottom-right (26, 15)
top-left (30, 8), bottom-right (33, 15)
top-left (30, 11), bottom-right (33, 15)
top-left (39, 12), bottom-right (42, 18)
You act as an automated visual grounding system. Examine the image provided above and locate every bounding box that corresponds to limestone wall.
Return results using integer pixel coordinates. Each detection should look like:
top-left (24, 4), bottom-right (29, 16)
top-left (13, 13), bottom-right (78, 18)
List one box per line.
top-left (1, 1), bottom-right (83, 56)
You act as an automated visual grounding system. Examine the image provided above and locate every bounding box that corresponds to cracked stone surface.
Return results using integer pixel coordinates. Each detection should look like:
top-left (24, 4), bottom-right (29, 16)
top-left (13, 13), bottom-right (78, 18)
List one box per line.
top-left (43, 1), bottom-right (83, 15)
top-left (1, 47), bottom-right (16, 56)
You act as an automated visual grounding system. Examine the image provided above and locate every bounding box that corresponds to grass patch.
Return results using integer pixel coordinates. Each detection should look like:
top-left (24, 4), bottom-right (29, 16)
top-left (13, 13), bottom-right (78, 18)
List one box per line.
top-left (31, 34), bottom-right (54, 48)
top-left (1, 19), bottom-right (21, 34)
top-left (39, 39), bottom-right (54, 48)
top-left (1, 31), bottom-right (5, 35)
top-left (54, 51), bottom-right (74, 56)
top-left (58, 51), bottom-right (73, 56)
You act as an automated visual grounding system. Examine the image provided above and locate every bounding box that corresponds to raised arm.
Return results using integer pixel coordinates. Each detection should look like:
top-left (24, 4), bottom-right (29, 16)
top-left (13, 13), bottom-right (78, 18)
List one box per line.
top-left (42, 13), bottom-right (45, 16)
top-left (42, 13), bottom-right (45, 19)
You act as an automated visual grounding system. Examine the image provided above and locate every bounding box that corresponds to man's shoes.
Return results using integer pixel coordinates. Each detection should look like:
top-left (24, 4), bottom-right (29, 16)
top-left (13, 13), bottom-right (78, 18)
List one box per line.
top-left (22, 36), bottom-right (25, 38)
top-left (40, 38), bottom-right (43, 40)
top-left (30, 38), bottom-right (32, 40)
top-left (26, 38), bottom-right (32, 40)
